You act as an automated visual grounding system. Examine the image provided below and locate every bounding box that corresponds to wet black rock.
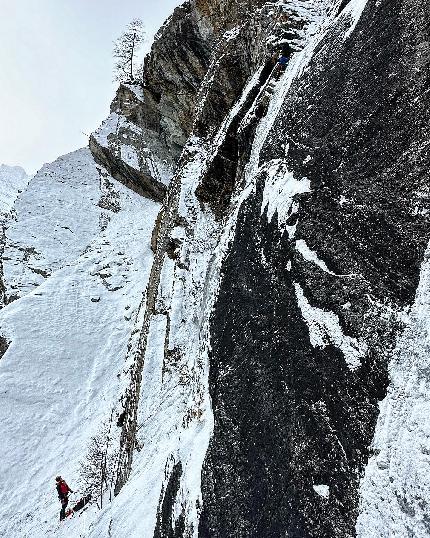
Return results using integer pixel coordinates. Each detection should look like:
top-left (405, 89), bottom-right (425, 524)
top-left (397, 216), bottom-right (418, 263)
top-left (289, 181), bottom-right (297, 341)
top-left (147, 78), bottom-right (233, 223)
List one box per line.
top-left (199, 1), bottom-right (430, 537)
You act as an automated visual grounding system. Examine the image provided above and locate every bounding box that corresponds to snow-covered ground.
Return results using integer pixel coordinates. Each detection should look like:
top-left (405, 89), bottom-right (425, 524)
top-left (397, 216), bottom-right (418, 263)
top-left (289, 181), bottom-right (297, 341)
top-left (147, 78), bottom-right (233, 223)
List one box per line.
top-left (0, 148), bottom-right (160, 537)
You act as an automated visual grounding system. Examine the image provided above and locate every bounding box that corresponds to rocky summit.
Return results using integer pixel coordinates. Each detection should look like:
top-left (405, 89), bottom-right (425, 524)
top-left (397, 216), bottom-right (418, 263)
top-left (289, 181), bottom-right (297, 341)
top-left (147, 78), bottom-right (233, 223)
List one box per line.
top-left (0, 1), bottom-right (429, 537)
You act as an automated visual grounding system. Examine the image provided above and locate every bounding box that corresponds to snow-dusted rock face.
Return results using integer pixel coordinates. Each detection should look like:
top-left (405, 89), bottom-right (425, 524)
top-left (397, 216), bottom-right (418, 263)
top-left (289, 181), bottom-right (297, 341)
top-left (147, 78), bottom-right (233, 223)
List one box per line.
top-left (1, 0), bottom-right (430, 537)
top-left (89, 0), bottom-right (284, 206)
top-left (89, 89), bottom-right (169, 201)
top-left (0, 164), bottom-right (29, 217)
top-left (123, 0), bottom-right (428, 536)
top-left (88, 0), bottom-right (215, 199)
top-left (4, 149), bottom-right (102, 301)
top-left (198, 0), bottom-right (430, 536)
top-left (0, 164), bottom-right (29, 306)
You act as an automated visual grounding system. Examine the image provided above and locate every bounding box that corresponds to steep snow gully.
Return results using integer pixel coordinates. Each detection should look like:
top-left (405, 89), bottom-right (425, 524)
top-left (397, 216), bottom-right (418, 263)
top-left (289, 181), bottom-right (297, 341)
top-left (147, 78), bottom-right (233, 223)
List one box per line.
top-left (0, 0), bottom-right (429, 537)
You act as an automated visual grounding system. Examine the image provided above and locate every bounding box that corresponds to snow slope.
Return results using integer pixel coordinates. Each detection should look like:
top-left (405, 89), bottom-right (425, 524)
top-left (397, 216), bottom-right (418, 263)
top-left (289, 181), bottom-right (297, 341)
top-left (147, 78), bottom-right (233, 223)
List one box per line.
top-left (0, 149), bottom-right (160, 537)
top-left (4, 149), bottom-right (103, 301)
top-left (0, 164), bottom-right (29, 217)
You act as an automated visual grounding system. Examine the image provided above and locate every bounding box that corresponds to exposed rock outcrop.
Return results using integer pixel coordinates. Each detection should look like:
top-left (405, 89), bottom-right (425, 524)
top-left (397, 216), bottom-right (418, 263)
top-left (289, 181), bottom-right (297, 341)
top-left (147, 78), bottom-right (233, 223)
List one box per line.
top-left (89, 0), bottom-right (306, 206)
top-left (199, 1), bottom-right (430, 536)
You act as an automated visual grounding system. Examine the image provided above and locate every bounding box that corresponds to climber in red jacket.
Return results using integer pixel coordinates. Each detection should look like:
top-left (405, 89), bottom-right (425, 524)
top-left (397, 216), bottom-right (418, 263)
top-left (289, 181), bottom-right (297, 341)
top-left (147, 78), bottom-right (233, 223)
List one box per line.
top-left (55, 476), bottom-right (74, 521)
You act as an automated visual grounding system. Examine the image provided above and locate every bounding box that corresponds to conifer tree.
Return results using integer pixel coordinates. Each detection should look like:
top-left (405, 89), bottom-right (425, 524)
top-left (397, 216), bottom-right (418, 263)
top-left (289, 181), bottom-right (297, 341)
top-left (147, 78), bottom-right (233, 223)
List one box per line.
top-left (113, 19), bottom-right (145, 83)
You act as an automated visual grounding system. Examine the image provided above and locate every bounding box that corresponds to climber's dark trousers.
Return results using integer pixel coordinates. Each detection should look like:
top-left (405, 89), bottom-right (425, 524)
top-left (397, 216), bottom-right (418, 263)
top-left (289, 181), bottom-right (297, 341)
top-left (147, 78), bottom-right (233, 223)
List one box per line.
top-left (60, 497), bottom-right (69, 521)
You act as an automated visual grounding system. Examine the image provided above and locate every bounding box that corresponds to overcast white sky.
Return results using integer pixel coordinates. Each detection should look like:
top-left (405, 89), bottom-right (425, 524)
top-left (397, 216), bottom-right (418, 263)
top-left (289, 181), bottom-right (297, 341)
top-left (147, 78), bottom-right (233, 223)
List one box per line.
top-left (0, 0), bottom-right (181, 174)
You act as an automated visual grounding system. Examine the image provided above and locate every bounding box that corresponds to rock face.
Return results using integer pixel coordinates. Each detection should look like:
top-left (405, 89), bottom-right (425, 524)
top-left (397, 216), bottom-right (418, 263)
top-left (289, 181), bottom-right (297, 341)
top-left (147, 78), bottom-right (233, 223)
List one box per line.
top-left (198, 1), bottom-right (430, 536)
top-left (89, 0), bottom-right (281, 204)
top-left (88, 0), bottom-right (217, 200)
top-left (1, 1), bottom-right (430, 537)
top-left (0, 165), bottom-right (29, 307)
top-left (0, 165), bottom-right (28, 215)
top-left (124, 0), bottom-right (428, 536)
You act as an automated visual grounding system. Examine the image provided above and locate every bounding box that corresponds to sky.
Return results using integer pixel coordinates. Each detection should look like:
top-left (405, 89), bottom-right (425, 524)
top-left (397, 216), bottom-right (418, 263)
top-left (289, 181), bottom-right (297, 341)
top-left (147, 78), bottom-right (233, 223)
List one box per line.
top-left (0, 0), bottom-right (182, 174)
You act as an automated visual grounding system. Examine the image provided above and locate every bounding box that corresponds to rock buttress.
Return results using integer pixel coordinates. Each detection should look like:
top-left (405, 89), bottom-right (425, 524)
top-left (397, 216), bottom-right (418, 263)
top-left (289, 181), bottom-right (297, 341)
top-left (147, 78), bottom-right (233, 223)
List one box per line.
top-left (199, 0), bottom-right (430, 537)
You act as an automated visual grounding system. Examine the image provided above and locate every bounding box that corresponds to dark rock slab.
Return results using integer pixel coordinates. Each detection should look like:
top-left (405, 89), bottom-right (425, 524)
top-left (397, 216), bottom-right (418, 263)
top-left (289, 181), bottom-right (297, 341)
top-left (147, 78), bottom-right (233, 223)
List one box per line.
top-left (154, 462), bottom-right (185, 538)
top-left (199, 1), bottom-right (430, 536)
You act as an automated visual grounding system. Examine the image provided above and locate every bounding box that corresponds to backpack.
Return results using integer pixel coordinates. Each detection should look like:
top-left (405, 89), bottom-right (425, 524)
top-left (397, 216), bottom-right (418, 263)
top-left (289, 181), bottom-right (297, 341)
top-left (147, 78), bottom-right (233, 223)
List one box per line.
top-left (60, 481), bottom-right (69, 495)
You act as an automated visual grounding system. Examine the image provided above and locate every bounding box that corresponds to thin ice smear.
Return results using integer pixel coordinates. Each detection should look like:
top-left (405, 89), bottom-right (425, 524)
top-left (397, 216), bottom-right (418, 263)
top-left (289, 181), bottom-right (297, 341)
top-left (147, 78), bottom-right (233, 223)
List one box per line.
top-left (342, 0), bottom-right (369, 39)
top-left (295, 239), bottom-right (334, 274)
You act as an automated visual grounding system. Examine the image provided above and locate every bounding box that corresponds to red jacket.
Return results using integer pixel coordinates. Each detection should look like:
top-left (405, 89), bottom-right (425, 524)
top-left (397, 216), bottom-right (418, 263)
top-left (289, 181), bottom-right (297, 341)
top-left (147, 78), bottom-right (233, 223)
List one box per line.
top-left (56, 480), bottom-right (72, 500)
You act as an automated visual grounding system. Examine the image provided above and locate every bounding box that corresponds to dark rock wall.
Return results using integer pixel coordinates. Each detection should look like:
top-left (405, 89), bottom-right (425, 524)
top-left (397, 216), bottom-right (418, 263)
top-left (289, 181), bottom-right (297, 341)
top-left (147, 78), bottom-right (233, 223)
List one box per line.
top-left (88, 133), bottom-right (167, 201)
top-left (0, 335), bottom-right (9, 361)
top-left (200, 184), bottom-right (370, 538)
top-left (154, 462), bottom-right (185, 538)
top-left (264, 0), bottom-right (430, 306)
top-left (91, 0), bottom-right (272, 198)
top-left (143, 1), bottom-right (213, 154)
top-left (199, 1), bottom-right (430, 537)
top-left (194, 2), bottom-right (315, 217)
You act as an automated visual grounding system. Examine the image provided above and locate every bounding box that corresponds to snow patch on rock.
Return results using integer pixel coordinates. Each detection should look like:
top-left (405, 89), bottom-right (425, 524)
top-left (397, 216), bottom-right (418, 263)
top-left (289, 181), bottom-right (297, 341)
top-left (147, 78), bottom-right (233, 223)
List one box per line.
top-left (261, 159), bottom-right (311, 230)
top-left (313, 484), bottom-right (330, 498)
top-left (295, 239), bottom-right (334, 274)
top-left (294, 282), bottom-right (366, 370)
top-left (120, 144), bottom-right (140, 170)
